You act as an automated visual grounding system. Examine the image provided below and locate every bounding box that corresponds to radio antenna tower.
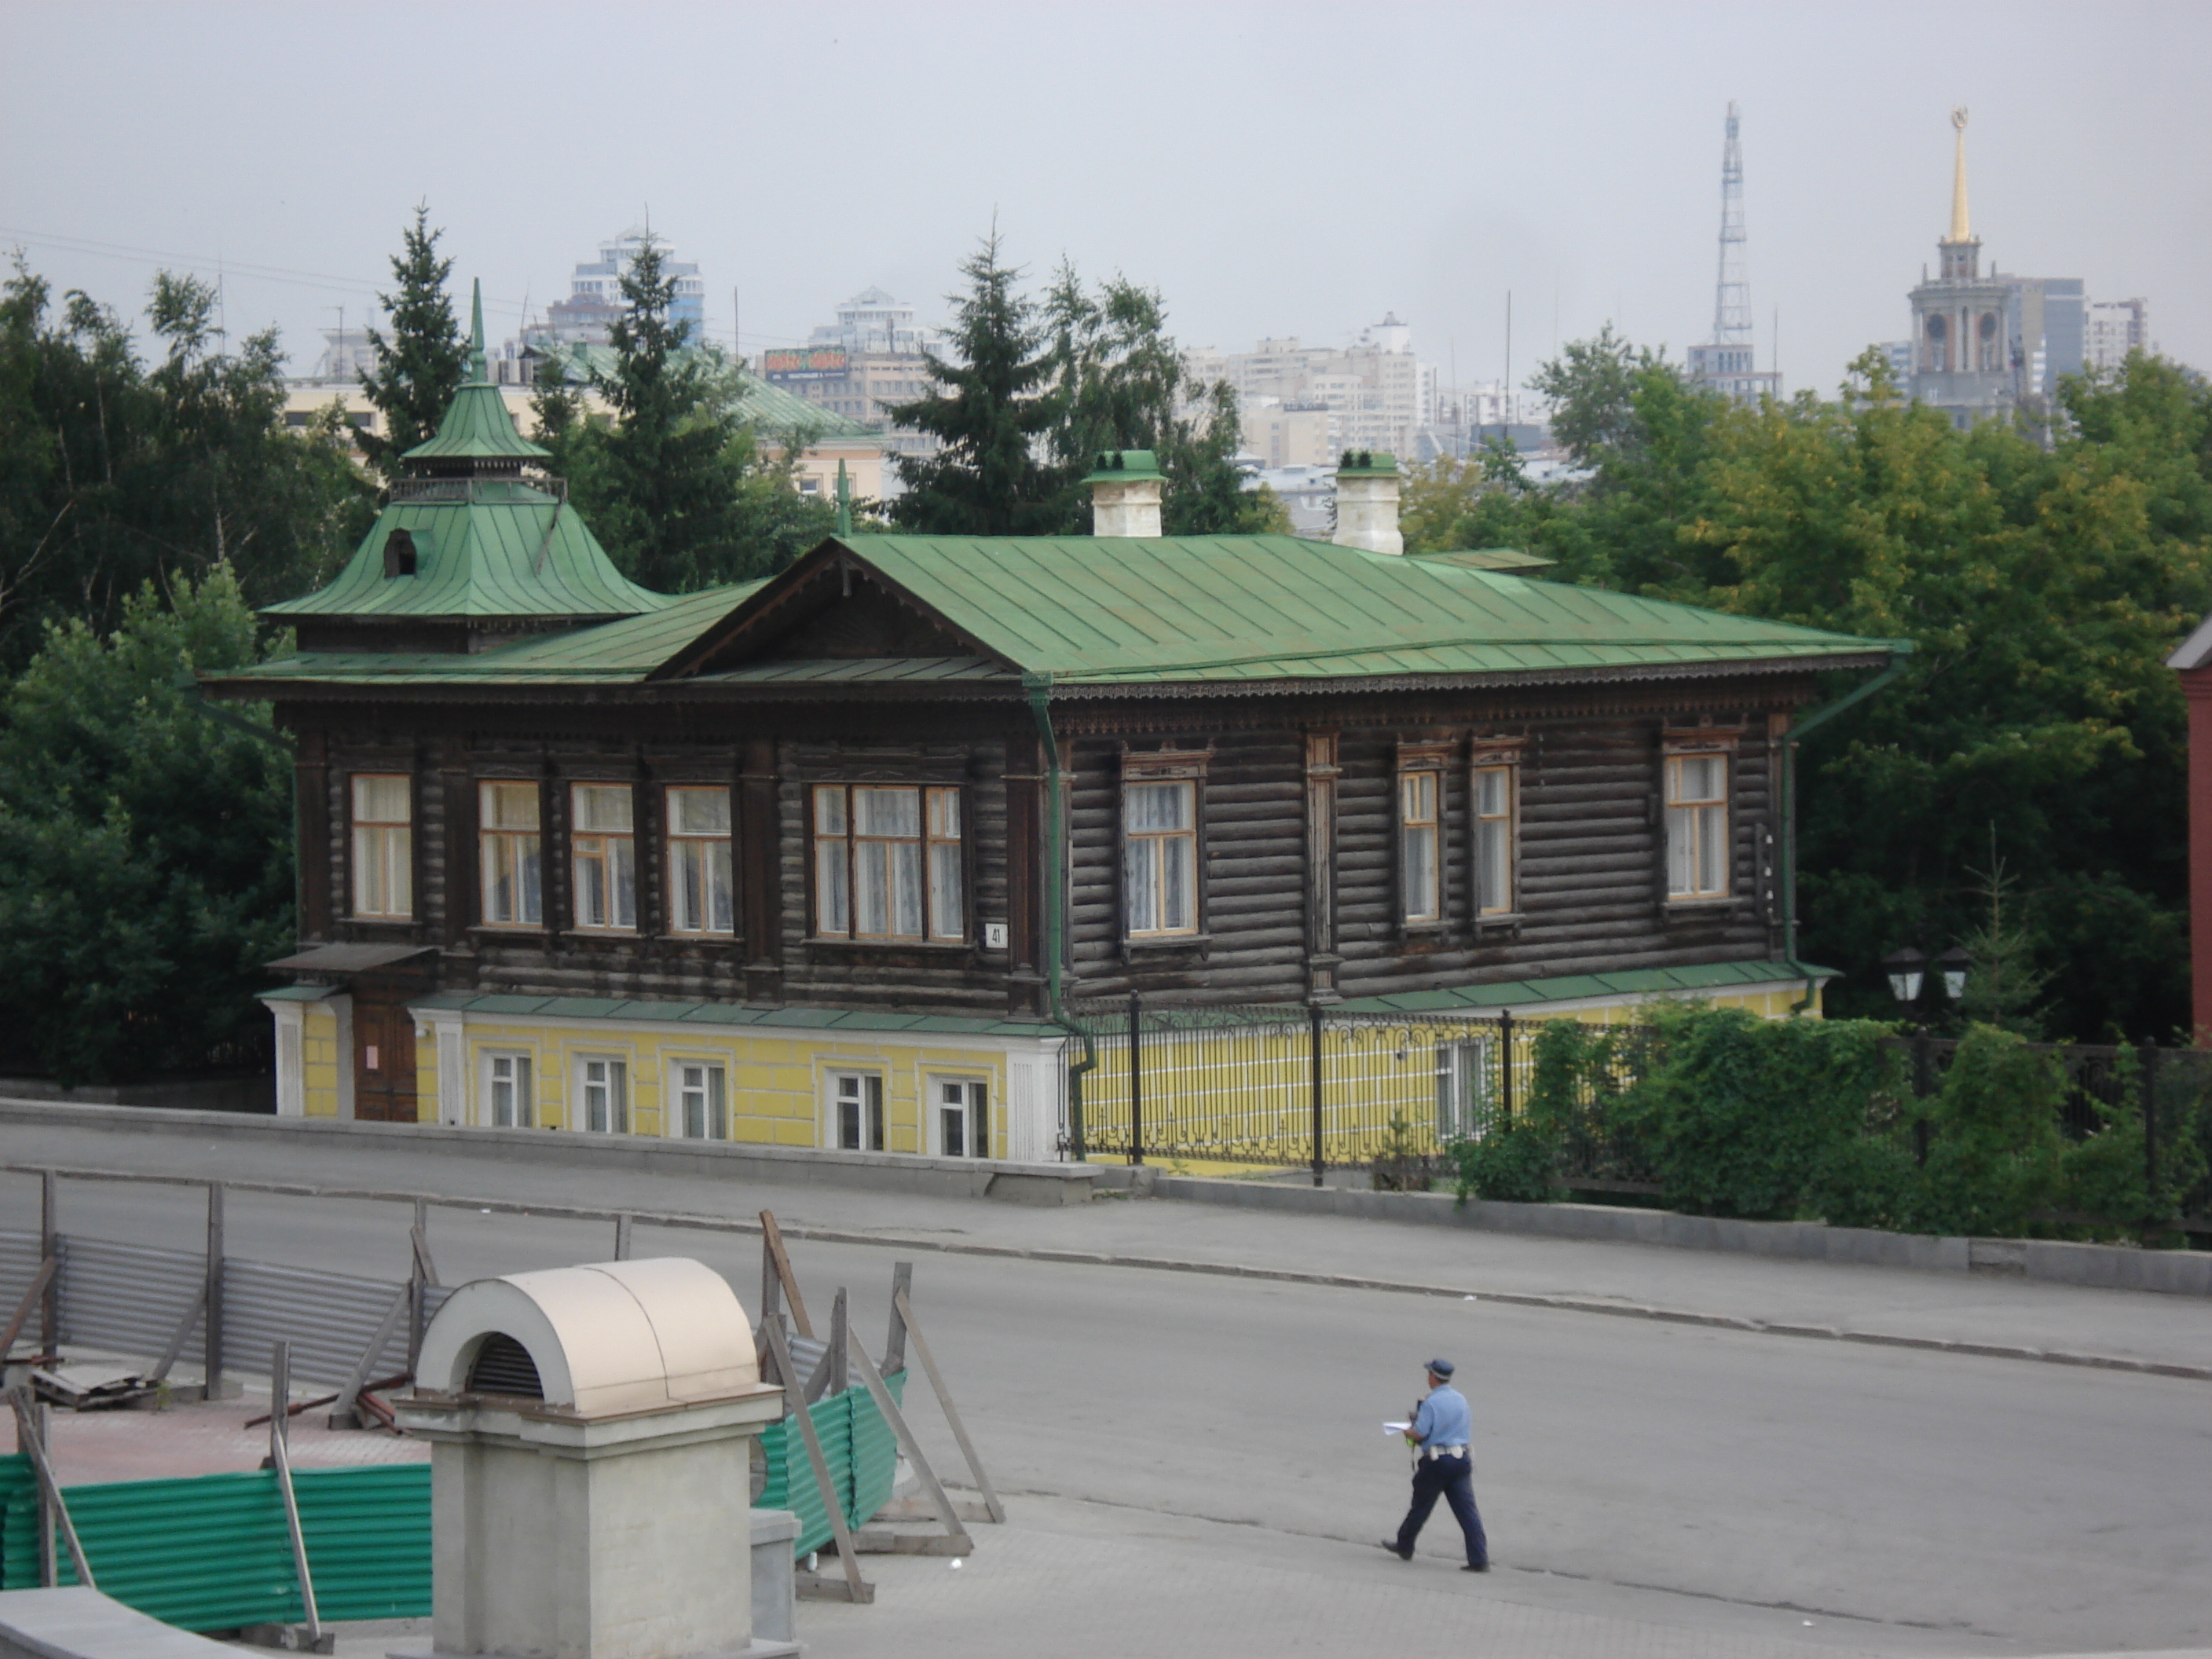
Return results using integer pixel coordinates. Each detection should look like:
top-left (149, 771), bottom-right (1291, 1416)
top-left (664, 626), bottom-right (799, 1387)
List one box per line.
top-left (1689, 102), bottom-right (1778, 401)
top-left (1712, 101), bottom-right (1751, 348)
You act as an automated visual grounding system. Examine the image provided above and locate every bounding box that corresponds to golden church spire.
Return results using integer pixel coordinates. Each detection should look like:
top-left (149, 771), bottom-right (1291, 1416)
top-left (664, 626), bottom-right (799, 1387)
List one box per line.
top-left (1946, 107), bottom-right (1972, 244)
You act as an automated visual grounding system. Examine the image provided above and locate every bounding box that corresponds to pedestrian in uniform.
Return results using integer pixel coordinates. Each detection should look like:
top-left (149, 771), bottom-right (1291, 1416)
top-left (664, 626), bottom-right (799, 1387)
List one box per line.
top-left (1382, 1357), bottom-right (1488, 1571)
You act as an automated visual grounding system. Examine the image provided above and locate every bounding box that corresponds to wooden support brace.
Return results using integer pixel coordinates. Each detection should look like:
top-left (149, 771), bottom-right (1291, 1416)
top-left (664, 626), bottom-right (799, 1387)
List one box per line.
top-left (848, 1336), bottom-right (972, 1555)
top-left (895, 1288), bottom-right (1005, 1523)
top-left (613, 1213), bottom-right (634, 1261)
top-left (760, 1210), bottom-right (813, 1337)
top-left (0, 1257), bottom-right (57, 1361)
top-left (150, 1281), bottom-right (206, 1384)
top-left (882, 1261), bottom-right (912, 1375)
top-left (9, 1385), bottom-right (95, 1590)
top-left (829, 1287), bottom-right (848, 1397)
top-left (266, 1343), bottom-right (324, 1649)
top-left (764, 1320), bottom-right (871, 1604)
top-left (329, 1288), bottom-right (410, 1428)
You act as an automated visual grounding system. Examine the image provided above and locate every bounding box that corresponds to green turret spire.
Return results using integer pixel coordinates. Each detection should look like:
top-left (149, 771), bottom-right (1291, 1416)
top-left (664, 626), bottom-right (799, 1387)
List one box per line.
top-left (468, 278), bottom-right (489, 384)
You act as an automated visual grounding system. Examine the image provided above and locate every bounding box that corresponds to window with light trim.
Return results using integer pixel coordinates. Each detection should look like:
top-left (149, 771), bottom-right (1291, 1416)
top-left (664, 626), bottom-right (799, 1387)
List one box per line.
top-left (577, 1056), bottom-right (628, 1133)
top-left (1665, 753), bottom-right (1731, 899)
top-left (1123, 779), bottom-right (1198, 937)
top-left (570, 784), bottom-right (636, 931)
top-left (1398, 770), bottom-right (1441, 925)
top-left (672, 1060), bottom-right (727, 1139)
top-left (811, 784), bottom-right (963, 942)
top-left (485, 1053), bottom-right (533, 1128)
top-left (1474, 762), bottom-right (1517, 915)
top-left (350, 775), bottom-right (412, 919)
top-left (936, 1078), bottom-right (988, 1159)
top-left (665, 786), bottom-right (734, 935)
top-left (478, 782), bottom-right (542, 926)
top-left (832, 1071), bottom-right (885, 1151)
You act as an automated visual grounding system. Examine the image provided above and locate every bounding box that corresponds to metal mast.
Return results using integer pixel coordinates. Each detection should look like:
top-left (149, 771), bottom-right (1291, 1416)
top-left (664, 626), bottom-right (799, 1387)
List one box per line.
top-left (1712, 101), bottom-right (1752, 348)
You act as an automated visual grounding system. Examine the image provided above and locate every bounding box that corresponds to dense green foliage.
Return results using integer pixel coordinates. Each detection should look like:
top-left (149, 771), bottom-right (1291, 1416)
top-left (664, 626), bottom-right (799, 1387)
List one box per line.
top-left (889, 236), bottom-right (1284, 537)
top-left (356, 207), bottom-right (467, 472)
top-left (0, 566), bottom-right (294, 1084)
top-left (530, 239), bottom-right (837, 591)
top-left (0, 262), bottom-right (373, 673)
top-left (1405, 339), bottom-right (2212, 1041)
top-left (1449, 1007), bottom-right (2212, 1239)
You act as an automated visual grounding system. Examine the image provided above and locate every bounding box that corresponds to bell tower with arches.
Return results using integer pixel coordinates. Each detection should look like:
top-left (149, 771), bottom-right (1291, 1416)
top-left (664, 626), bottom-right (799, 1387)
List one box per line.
top-left (1907, 109), bottom-right (2016, 427)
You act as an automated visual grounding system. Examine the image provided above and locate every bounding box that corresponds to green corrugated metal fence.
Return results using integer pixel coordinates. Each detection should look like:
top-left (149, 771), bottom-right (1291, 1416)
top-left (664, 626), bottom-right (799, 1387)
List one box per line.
top-left (756, 1369), bottom-right (909, 1558)
top-left (0, 1372), bottom-right (910, 1628)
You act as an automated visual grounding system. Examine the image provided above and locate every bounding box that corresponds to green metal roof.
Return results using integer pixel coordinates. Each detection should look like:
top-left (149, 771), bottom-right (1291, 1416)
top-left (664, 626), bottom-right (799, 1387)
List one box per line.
top-left (233, 531), bottom-right (1896, 690)
top-left (403, 383), bottom-right (550, 462)
top-left (1334, 957), bottom-right (1838, 1014)
top-left (800, 534), bottom-right (1893, 686)
top-left (1409, 547), bottom-right (1555, 573)
top-left (262, 482), bottom-right (666, 621)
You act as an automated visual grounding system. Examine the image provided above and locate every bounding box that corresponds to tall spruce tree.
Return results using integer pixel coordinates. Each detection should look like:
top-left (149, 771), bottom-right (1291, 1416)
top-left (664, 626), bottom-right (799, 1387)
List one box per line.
top-left (357, 206), bottom-right (466, 471)
top-left (886, 235), bottom-right (1062, 535)
top-left (583, 235), bottom-right (742, 592)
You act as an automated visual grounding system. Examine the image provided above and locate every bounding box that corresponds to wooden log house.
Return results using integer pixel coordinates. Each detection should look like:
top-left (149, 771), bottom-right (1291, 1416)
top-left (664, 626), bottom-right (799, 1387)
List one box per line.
top-left (209, 309), bottom-right (1902, 1157)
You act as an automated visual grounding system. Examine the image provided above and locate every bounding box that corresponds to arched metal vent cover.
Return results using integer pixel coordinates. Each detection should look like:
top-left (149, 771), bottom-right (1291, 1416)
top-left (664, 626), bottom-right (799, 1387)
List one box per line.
top-left (467, 1331), bottom-right (544, 1399)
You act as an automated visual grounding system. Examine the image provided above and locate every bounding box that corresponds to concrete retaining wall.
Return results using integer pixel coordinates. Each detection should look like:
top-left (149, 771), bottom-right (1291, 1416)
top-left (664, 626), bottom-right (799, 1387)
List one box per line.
top-left (1138, 1173), bottom-right (2212, 1296)
top-left (0, 1098), bottom-right (1099, 1207)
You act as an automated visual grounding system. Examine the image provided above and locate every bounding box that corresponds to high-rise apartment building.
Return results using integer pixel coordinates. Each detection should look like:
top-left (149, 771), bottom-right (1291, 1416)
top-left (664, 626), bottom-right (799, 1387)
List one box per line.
top-left (764, 288), bottom-right (947, 471)
top-left (2087, 298), bottom-right (2151, 371)
top-left (524, 233), bottom-right (706, 350)
top-left (1191, 316), bottom-right (1439, 465)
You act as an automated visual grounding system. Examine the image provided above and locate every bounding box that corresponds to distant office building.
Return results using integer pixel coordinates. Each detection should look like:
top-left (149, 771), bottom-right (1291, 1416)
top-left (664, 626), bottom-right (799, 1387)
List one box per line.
top-left (765, 287), bottom-right (946, 473)
top-left (1906, 111), bottom-right (2088, 427)
top-left (2086, 298), bottom-right (2151, 371)
top-left (1879, 340), bottom-right (1916, 390)
top-left (524, 233), bottom-right (705, 351)
top-left (1188, 316), bottom-right (1440, 463)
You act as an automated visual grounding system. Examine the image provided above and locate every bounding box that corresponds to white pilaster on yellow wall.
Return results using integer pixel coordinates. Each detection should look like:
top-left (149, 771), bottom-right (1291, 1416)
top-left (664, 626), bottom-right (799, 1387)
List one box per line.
top-left (261, 998), bottom-right (307, 1118)
top-left (330, 994), bottom-right (356, 1122)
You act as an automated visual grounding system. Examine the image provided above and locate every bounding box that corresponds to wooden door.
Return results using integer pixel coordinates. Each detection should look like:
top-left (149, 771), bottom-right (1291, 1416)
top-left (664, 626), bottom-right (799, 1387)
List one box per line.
top-left (353, 997), bottom-right (419, 1122)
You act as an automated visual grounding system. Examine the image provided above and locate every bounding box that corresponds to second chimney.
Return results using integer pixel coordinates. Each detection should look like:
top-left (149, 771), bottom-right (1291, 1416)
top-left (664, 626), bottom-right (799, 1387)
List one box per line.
top-left (1085, 449), bottom-right (1165, 537)
top-left (1331, 451), bottom-right (1403, 555)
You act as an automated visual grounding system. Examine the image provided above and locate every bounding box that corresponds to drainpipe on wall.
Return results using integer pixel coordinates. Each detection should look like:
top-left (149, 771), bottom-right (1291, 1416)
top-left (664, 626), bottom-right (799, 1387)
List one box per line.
top-left (1024, 671), bottom-right (1097, 1158)
top-left (1779, 643), bottom-right (1915, 1013)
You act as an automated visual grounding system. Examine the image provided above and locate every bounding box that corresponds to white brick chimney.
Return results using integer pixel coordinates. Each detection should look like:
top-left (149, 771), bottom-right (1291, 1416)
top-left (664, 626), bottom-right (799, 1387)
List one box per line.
top-left (1084, 450), bottom-right (1165, 537)
top-left (1331, 451), bottom-right (1403, 555)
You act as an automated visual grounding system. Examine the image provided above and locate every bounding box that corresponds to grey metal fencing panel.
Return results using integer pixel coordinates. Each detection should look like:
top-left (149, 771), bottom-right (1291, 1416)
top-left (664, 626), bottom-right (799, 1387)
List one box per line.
top-left (224, 1258), bottom-right (416, 1389)
top-left (57, 1235), bottom-right (205, 1364)
top-left (0, 1229), bottom-right (42, 1328)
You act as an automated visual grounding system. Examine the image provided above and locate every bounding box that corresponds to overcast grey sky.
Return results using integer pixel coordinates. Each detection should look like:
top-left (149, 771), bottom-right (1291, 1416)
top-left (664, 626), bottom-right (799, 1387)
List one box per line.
top-left (5, 2), bottom-right (2208, 395)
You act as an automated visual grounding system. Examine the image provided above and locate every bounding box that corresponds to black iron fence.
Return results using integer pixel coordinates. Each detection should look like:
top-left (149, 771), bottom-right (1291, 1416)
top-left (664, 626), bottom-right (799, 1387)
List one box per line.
top-left (1057, 998), bottom-right (2212, 1232)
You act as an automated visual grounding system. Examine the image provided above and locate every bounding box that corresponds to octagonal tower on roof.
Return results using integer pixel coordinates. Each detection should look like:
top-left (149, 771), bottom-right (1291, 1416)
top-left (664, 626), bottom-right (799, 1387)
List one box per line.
top-left (265, 280), bottom-right (666, 654)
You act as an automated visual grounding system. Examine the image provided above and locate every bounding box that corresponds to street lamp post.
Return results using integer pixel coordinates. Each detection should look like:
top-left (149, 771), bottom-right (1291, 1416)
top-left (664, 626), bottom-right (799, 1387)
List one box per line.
top-left (1884, 944), bottom-right (1968, 1165)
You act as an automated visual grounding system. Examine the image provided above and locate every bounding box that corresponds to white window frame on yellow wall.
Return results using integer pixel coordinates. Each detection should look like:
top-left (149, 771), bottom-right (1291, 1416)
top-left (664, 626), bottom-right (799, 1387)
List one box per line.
top-left (576, 1053), bottom-right (630, 1133)
top-left (929, 1075), bottom-right (990, 1159)
top-left (668, 1059), bottom-right (728, 1140)
top-left (827, 1070), bottom-right (886, 1152)
top-left (482, 1050), bottom-right (535, 1129)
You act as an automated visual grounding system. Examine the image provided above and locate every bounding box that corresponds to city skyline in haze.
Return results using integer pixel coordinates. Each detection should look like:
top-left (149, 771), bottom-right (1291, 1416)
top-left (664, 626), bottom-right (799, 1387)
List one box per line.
top-left (4, 2), bottom-right (2204, 397)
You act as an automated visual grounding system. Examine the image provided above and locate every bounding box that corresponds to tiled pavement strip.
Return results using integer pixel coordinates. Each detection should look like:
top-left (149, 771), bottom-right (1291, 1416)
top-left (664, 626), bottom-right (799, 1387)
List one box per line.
top-left (38, 1386), bottom-right (427, 1487)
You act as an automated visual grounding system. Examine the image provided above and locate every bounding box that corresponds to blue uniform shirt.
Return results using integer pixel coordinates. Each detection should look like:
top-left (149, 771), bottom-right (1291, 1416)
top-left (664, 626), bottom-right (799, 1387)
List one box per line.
top-left (1412, 1382), bottom-right (1471, 1448)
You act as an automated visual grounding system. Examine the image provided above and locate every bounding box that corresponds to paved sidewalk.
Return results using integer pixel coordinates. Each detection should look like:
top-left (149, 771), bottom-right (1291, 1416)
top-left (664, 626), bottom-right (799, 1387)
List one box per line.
top-left (8, 1114), bottom-right (2212, 1377)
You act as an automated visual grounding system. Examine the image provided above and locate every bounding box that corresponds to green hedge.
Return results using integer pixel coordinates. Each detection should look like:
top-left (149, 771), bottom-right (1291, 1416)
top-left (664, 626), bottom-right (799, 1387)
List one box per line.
top-left (1448, 1005), bottom-right (2210, 1239)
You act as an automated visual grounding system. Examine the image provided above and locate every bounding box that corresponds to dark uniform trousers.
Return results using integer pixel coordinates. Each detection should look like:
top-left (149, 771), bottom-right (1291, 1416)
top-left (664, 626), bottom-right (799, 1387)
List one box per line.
top-left (1396, 1451), bottom-right (1488, 1567)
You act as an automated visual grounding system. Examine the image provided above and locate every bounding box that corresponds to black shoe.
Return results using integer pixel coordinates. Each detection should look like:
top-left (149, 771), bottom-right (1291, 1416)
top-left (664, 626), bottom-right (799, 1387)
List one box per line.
top-left (1463, 1562), bottom-right (1489, 1573)
top-left (1379, 1540), bottom-right (1412, 1561)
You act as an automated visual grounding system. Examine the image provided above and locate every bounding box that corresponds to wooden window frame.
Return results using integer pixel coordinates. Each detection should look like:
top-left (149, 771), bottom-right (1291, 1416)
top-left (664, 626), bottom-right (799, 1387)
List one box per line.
top-left (664, 784), bottom-right (736, 937)
top-left (1394, 742), bottom-right (1455, 932)
top-left (810, 782), bottom-right (965, 944)
top-left (1662, 735), bottom-right (1738, 903)
top-left (568, 782), bottom-right (638, 934)
top-left (1120, 747), bottom-right (1210, 945)
top-left (1470, 749), bottom-right (1522, 920)
top-left (477, 780), bottom-right (544, 929)
top-left (349, 772), bottom-right (414, 921)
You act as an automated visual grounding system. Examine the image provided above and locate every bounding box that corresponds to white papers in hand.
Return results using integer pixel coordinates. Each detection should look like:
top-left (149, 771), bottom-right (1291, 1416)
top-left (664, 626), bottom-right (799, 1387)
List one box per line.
top-left (1383, 1421), bottom-right (1412, 1435)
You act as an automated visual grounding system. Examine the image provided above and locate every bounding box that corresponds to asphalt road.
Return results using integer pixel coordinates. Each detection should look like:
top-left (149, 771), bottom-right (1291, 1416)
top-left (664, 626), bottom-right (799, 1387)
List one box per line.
top-left (7, 1164), bottom-right (2207, 1657)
